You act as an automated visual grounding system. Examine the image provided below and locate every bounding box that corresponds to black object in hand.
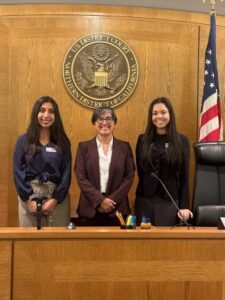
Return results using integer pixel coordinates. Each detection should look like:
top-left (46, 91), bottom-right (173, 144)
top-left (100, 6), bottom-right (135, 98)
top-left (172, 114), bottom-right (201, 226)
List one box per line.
top-left (32, 196), bottom-right (48, 230)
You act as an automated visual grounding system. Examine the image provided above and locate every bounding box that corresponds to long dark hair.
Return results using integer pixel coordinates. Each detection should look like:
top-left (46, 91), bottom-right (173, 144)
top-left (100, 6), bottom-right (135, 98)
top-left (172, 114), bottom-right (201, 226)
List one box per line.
top-left (26, 96), bottom-right (70, 154)
top-left (140, 97), bottom-right (183, 171)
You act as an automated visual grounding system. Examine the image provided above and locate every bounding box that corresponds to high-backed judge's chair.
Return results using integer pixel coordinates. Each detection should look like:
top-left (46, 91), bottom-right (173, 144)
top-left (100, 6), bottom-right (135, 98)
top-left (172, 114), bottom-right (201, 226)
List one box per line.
top-left (192, 142), bottom-right (225, 226)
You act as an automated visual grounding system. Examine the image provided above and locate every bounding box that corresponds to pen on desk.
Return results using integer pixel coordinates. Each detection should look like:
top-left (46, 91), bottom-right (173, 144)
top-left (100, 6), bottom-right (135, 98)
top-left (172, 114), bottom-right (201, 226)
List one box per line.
top-left (115, 211), bottom-right (126, 225)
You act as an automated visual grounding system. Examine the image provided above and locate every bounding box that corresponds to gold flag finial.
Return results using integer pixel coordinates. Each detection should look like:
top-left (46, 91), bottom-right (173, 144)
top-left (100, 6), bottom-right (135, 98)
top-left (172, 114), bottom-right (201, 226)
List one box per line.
top-left (203, 0), bottom-right (224, 14)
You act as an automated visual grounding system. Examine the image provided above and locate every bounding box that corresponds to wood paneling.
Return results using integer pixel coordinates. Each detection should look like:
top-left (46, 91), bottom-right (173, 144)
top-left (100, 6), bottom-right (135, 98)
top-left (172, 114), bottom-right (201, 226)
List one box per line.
top-left (0, 241), bottom-right (11, 300)
top-left (1, 227), bottom-right (222, 300)
top-left (0, 4), bottom-right (223, 225)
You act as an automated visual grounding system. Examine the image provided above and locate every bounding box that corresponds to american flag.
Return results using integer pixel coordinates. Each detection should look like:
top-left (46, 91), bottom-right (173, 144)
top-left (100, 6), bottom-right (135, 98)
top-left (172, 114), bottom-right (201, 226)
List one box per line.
top-left (199, 14), bottom-right (223, 142)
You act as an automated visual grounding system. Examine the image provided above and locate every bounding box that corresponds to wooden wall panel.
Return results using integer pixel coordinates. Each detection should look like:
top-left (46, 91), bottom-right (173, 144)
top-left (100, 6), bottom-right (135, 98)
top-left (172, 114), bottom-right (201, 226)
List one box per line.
top-left (0, 4), bottom-right (223, 225)
top-left (0, 241), bottom-right (11, 300)
top-left (0, 25), bottom-right (9, 226)
top-left (13, 237), bottom-right (224, 300)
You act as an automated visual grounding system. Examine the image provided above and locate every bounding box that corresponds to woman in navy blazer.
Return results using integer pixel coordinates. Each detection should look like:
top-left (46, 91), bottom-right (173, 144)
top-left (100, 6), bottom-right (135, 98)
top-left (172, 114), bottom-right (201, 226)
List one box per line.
top-left (13, 96), bottom-right (71, 227)
top-left (75, 107), bottom-right (135, 226)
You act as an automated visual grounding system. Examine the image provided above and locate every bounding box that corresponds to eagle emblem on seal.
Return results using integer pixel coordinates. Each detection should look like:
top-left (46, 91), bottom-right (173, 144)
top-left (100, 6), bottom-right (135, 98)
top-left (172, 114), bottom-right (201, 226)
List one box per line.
top-left (63, 33), bottom-right (138, 109)
top-left (74, 44), bottom-right (127, 97)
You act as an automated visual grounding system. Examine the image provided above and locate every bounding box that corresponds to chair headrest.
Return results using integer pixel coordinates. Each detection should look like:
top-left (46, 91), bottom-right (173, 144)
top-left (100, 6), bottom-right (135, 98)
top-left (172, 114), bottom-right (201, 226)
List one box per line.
top-left (194, 142), bottom-right (225, 166)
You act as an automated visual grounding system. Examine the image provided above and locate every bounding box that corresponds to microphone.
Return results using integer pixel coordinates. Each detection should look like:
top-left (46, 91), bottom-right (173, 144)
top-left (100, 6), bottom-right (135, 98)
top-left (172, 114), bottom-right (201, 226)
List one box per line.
top-left (31, 195), bottom-right (48, 230)
top-left (151, 172), bottom-right (192, 228)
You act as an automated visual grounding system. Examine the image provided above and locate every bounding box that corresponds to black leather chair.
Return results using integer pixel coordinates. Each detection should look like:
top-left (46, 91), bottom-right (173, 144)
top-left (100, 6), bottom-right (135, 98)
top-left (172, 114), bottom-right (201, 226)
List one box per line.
top-left (192, 142), bottom-right (225, 226)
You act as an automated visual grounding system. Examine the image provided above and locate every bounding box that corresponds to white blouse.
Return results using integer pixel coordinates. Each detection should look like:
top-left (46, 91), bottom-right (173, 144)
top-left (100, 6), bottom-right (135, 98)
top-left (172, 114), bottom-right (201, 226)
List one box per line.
top-left (96, 137), bottom-right (113, 193)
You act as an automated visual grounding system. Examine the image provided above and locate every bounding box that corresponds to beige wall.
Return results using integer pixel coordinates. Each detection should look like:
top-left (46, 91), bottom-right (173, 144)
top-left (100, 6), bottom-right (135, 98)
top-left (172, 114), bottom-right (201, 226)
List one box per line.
top-left (0, 4), bottom-right (224, 226)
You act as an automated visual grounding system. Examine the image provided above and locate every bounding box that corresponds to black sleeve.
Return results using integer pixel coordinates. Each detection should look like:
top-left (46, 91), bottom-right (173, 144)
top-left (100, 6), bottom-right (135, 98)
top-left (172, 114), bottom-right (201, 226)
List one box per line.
top-left (135, 134), bottom-right (143, 179)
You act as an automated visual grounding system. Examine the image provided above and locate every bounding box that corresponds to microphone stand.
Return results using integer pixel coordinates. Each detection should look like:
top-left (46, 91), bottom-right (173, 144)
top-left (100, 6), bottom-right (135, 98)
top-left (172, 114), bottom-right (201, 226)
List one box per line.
top-left (32, 196), bottom-right (48, 230)
top-left (151, 172), bottom-right (194, 229)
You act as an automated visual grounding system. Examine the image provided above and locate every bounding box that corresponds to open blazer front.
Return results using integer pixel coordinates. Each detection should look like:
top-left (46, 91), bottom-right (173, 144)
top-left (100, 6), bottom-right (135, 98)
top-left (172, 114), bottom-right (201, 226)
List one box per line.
top-left (75, 137), bottom-right (135, 218)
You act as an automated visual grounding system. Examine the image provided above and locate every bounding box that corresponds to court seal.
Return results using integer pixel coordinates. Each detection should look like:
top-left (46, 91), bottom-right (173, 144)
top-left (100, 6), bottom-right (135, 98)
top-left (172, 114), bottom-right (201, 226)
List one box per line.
top-left (63, 33), bottom-right (138, 109)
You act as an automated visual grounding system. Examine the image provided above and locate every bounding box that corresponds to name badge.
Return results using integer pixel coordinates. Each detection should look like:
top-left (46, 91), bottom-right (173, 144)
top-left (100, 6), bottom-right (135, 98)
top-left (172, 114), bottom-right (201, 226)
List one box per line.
top-left (46, 147), bottom-right (57, 153)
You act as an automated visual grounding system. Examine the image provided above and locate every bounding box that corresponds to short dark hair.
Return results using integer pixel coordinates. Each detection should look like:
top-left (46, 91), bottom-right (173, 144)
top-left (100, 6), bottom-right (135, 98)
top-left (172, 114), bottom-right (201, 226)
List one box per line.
top-left (91, 107), bottom-right (117, 124)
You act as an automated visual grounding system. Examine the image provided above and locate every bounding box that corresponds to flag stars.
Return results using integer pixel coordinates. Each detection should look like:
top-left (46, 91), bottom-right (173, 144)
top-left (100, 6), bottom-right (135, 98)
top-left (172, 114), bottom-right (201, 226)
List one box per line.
top-left (200, 15), bottom-right (223, 142)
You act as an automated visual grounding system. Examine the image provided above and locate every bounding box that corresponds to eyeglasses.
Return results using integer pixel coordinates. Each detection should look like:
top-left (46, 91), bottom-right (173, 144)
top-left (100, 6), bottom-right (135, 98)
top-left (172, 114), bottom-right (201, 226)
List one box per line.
top-left (96, 117), bottom-right (114, 124)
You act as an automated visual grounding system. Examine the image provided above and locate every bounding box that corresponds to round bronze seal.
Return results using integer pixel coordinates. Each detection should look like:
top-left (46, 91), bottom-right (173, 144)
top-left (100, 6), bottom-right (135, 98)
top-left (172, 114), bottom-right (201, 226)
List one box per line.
top-left (63, 33), bottom-right (138, 109)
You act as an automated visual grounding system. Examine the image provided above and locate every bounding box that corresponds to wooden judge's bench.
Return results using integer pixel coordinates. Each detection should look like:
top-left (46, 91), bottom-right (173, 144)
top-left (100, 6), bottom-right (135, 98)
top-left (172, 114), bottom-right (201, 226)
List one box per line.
top-left (1, 227), bottom-right (225, 300)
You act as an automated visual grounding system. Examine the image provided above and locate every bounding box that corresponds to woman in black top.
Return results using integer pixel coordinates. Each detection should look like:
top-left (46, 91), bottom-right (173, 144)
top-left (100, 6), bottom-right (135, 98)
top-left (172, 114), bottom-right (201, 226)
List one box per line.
top-left (13, 96), bottom-right (71, 227)
top-left (134, 97), bottom-right (193, 226)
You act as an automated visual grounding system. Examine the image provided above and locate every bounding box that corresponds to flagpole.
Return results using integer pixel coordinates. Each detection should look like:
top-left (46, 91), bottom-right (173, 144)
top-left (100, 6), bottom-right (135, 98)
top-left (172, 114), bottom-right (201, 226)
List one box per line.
top-left (199, 0), bottom-right (224, 141)
top-left (203, 0), bottom-right (224, 15)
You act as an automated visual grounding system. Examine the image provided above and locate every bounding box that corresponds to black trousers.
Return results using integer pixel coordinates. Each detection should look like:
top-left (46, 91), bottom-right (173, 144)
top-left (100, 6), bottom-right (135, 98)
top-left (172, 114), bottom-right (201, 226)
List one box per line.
top-left (77, 211), bottom-right (122, 226)
top-left (134, 195), bottom-right (178, 226)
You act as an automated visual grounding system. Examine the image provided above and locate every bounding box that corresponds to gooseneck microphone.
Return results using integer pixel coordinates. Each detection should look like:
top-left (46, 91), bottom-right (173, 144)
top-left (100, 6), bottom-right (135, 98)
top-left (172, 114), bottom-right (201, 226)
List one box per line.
top-left (151, 172), bottom-right (193, 228)
top-left (151, 172), bottom-right (180, 211)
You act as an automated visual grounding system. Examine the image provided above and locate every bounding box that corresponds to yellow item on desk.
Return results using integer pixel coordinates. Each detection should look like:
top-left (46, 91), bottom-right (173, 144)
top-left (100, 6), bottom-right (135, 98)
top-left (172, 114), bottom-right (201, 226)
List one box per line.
top-left (126, 215), bottom-right (131, 226)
